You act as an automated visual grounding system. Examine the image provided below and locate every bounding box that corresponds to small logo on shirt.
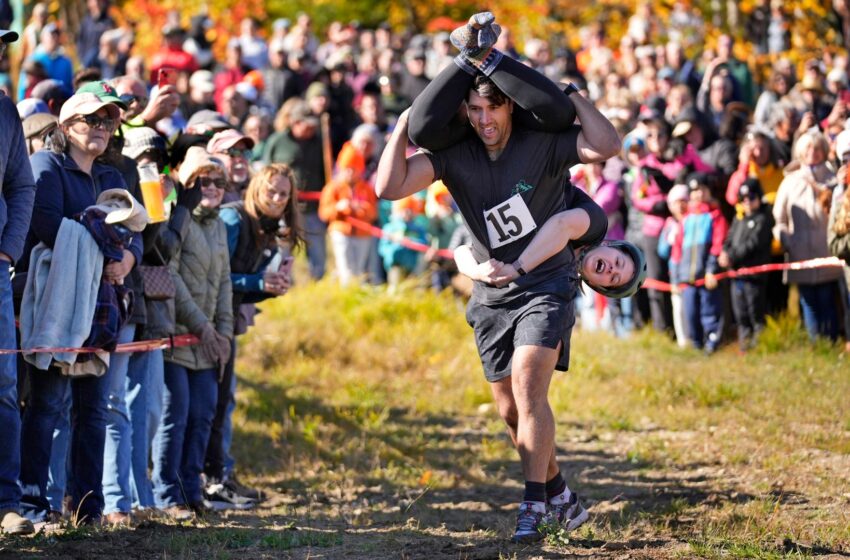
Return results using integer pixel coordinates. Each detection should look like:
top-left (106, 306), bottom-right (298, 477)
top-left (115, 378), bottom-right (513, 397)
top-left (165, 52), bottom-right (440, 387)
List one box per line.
top-left (511, 180), bottom-right (534, 195)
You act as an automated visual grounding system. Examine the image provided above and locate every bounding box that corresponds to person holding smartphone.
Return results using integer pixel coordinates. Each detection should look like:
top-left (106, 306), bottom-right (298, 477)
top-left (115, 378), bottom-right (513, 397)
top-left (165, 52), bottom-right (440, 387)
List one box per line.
top-left (204, 163), bottom-right (304, 509)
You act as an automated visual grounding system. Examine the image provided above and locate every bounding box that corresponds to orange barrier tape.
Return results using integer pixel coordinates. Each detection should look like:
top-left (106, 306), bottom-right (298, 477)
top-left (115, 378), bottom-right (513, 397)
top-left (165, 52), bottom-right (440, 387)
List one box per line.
top-left (642, 257), bottom-right (845, 292)
top-left (0, 334), bottom-right (200, 356)
top-left (297, 191), bottom-right (322, 202)
top-left (345, 217), bottom-right (456, 260)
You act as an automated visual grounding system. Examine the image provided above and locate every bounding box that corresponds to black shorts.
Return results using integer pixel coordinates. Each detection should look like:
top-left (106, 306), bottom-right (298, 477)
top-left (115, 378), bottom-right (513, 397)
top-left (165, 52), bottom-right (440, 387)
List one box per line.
top-left (465, 289), bottom-right (576, 383)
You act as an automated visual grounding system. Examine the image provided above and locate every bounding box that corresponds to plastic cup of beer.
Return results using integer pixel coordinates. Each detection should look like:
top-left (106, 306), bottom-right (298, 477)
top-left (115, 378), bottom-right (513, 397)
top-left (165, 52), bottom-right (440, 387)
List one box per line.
top-left (138, 162), bottom-right (166, 223)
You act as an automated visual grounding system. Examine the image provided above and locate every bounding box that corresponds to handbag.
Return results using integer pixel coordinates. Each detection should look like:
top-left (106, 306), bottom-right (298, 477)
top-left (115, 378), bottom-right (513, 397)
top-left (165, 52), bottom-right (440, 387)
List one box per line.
top-left (138, 264), bottom-right (176, 301)
top-left (138, 245), bottom-right (175, 301)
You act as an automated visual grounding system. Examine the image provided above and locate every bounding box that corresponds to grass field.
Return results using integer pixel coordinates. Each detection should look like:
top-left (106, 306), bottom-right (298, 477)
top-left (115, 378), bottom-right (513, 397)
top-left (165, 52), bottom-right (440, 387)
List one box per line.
top-left (2, 278), bottom-right (849, 559)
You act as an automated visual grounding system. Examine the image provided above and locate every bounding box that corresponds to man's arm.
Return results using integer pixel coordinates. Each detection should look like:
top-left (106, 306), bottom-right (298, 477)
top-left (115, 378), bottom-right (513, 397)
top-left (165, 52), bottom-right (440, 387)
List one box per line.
top-left (0, 100), bottom-right (36, 263)
top-left (375, 109), bottom-right (437, 201)
top-left (570, 90), bottom-right (622, 163)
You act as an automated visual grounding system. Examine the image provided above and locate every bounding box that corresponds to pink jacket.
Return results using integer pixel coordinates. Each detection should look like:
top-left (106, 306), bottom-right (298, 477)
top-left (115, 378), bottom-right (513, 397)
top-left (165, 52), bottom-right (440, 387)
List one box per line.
top-left (631, 144), bottom-right (713, 237)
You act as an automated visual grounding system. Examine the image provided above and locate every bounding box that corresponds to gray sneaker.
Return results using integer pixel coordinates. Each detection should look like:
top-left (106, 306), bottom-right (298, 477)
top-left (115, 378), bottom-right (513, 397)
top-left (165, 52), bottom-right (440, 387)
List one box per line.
top-left (549, 493), bottom-right (589, 531)
top-left (510, 502), bottom-right (546, 544)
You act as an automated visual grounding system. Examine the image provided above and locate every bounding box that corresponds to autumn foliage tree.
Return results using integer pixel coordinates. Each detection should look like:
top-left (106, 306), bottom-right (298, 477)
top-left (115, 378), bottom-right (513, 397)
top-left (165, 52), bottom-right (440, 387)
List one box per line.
top-left (34, 0), bottom-right (847, 82)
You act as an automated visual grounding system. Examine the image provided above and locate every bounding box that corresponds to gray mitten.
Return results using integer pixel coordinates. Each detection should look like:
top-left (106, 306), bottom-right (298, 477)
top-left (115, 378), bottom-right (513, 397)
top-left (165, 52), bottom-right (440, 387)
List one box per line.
top-left (451, 12), bottom-right (504, 76)
top-left (198, 323), bottom-right (220, 365)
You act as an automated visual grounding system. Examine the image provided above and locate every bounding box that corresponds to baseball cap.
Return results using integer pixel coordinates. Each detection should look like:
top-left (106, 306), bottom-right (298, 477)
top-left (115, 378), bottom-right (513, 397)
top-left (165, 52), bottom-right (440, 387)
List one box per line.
top-left (234, 82), bottom-right (258, 103)
top-left (305, 81), bottom-right (329, 101)
top-left (88, 189), bottom-right (150, 232)
top-left (76, 80), bottom-right (129, 110)
top-left (658, 66), bottom-right (676, 81)
top-left (189, 70), bottom-right (215, 93)
top-left (17, 98), bottom-right (49, 120)
top-left (289, 101), bottom-right (319, 127)
top-left (686, 171), bottom-right (712, 191)
top-left (122, 126), bottom-right (167, 160)
top-left (672, 107), bottom-right (700, 137)
top-left (58, 92), bottom-right (121, 125)
top-left (178, 146), bottom-right (225, 187)
top-left (206, 129), bottom-right (255, 155)
top-left (738, 178), bottom-right (763, 202)
top-left (22, 112), bottom-right (58, 139)
top-left (185, 109), bottom-right (230, 132)
top-left (0, 29), bottom-right (19, 43)
top-left (667, 183), bottom-right (689, 205)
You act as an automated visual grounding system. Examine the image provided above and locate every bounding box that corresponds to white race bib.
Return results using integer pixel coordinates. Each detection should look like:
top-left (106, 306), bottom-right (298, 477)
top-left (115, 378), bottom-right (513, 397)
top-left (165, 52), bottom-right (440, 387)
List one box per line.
top-left (483, 194), bottom-right (537, 249)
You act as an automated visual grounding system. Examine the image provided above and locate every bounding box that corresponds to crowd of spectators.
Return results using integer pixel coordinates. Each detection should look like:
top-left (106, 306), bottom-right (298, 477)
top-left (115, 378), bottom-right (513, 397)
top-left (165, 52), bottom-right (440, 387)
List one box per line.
top-left (0, 0), bottom-right (849, 534)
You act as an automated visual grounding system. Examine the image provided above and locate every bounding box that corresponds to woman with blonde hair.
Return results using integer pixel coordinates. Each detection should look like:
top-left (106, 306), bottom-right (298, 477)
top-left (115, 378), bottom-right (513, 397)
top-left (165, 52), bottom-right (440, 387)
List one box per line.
top-left (201, 163), bottom-right (304, 508)
top-left (774, 130), bottom-right (843, 340)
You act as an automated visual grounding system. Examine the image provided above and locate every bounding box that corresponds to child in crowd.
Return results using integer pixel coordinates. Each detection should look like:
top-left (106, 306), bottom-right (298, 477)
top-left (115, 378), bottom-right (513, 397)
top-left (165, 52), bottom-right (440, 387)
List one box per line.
top-left (378, 196), bottom-right (428, 290)
top-left (675, 172), bottom-right (728, 353)
top-left (719, 179), bottom-right (774, 351)
top-left (658, 183), bottom-right (690, 347)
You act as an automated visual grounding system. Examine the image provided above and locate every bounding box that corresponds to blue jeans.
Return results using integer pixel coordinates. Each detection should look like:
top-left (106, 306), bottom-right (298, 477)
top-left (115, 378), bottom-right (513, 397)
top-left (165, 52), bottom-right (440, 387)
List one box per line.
top-left (21, 366), bottom-right (109, 522)
top-left (45, 388), bottom-right (71, 514)
top-left (101, 324), bottom-right (137, 514)
top-left (798, 282), bottom-right (839, 341)
top-left (152, 363), bottom-right (217, 507)
top-left (126, 348), bottom-right (163, 509)
top-left (303, 211), bottom-right (327, 280)
top-left (682, 285), bottom-right (724, 349)
top-left (205, 343), bottom-right (237, 481)
top-left (0, 264), bottom-right (22, 511)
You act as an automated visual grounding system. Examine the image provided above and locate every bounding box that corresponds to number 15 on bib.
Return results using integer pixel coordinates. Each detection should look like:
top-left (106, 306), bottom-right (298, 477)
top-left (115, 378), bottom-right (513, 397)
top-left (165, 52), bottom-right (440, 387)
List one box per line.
top-left (483, 194), bottom-right (537, 249)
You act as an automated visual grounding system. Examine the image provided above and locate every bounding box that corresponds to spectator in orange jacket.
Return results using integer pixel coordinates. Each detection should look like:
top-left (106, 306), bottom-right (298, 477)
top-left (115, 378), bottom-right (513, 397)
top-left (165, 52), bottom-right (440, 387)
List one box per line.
top-left (318, 125), bottom-right (379, 285)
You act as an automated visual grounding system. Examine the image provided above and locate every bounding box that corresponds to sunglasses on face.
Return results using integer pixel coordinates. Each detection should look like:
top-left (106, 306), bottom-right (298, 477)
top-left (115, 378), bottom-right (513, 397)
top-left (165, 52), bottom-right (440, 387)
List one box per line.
top-left (223, 147), bottom-right (251, 159)
top-left (198, 176), bottom-right (227, 189)
top-left (119, 94), bottom-right (149, 107)
top-left (77, 114), bottom-right (117, 131)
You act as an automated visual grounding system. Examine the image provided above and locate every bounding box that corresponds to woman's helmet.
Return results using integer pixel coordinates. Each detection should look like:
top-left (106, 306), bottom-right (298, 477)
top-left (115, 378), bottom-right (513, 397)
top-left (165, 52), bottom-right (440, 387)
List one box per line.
top-left (581, 240), bottom-right (647, 299)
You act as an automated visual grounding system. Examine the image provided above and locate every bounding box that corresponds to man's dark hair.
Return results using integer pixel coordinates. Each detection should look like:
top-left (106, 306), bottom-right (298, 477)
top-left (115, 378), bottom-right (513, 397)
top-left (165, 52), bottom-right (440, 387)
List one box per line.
top-left (73, 68), bottom-right (102, 90)
top-left (468, 75), bottom-right (509, 107)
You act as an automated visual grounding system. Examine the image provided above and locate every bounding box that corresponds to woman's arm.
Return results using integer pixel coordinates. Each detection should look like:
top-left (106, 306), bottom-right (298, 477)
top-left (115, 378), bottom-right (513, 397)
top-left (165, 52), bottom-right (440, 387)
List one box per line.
top-left (513, 208), bottom-right (590, 273)
top-left (453, 244), bottom-right (507, 283)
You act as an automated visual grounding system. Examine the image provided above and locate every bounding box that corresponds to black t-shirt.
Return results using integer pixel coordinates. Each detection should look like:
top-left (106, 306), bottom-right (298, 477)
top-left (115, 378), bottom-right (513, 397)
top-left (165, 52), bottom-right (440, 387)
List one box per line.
top-left (425, 125), bottom-right (607, 304)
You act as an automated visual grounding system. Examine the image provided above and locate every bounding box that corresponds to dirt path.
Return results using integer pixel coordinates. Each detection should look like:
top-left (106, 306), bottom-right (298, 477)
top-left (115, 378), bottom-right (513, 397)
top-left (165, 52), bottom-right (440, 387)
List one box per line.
top-left (3, 416), bottom-right (848, 559)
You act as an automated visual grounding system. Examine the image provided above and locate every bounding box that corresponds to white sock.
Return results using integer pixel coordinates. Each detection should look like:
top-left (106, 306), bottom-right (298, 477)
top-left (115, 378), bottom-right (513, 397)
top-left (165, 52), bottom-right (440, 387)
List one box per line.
top-left (526, 501), bottom-right (546, 514)
top-left (549, 486), bottom-right (573, 506)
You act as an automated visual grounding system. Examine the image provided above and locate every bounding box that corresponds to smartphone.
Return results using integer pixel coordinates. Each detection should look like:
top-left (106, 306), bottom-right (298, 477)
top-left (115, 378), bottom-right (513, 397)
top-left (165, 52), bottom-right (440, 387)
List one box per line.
top-left (157, 67), bottom-right (177, 89)
top-left (279, 256), bottom-right (295, 275)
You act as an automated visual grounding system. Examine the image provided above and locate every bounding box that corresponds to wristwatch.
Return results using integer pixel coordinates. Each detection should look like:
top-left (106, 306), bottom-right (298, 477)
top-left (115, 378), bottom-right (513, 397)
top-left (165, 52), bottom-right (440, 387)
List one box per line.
top-left (564, 82), bottom-right (580, 96)
top-left (514, 259), bottom-right (527, 276)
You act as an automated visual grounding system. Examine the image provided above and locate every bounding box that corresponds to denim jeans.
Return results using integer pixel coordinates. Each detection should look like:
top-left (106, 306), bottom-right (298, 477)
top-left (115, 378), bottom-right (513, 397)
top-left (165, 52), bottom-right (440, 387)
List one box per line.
top-left (21, 366), bottom-right (109, 522)
top-left (152, 363), bottom-right (217, 507)
top-left (303, 211), bottom-right (327, 280)
top-left (126, 348), bottom-right (163, 509)
top-left (0, 263), bottom-right (22, 511)
top-left (682, 285), bottom-right (724, 349)
top-left (45, 387), bottom-right (71, 514)
top-left (101, 323), bottom-right (137, 514)
top-left (205, 343), bottom-right (237, 481)
top-left (798, 282), bottom-right (839, 341)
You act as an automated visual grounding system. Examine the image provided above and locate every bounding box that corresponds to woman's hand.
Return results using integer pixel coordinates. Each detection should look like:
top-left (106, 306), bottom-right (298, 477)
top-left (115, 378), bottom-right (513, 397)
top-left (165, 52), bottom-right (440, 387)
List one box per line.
top-left (104, 249), bottom-right (136, 285)
top-left (262, 270), bottom-right (290, 295)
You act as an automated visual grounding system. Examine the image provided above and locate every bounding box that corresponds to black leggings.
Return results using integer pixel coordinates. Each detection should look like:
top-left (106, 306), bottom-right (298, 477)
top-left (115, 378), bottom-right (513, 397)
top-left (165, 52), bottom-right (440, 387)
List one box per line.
top-left (408, 55), bottom-right (576, 151)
